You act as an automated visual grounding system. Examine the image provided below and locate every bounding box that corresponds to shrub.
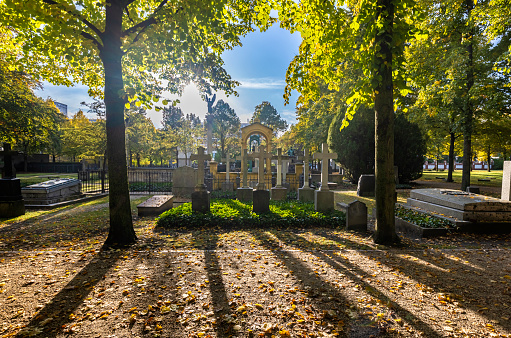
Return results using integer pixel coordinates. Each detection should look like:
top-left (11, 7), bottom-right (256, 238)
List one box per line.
top-left (156, 199), bottom-right (345, 229)
top-left (395, 206), bottom-right (454, 229)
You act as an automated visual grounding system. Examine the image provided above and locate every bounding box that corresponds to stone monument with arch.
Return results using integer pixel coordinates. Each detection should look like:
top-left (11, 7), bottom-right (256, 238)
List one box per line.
top-left (240, 117), bottom-right (273, 173)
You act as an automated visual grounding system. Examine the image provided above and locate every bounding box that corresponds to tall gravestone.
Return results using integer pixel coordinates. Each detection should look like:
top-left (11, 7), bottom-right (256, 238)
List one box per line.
top-left (0, 143), bottom-right (25, 217)
top-left (502, 161), bottom-right (511, 201)
top-left (190, 147), bottom-right (211, 213)
top-left (252, 146), bottom-right (272, 213)
top-left (298, 147), bottom-right (314, 202)
top-left (236, 149), bottom-right (254, 202)
top-left (313, 143), bottom-right (337, 212)
top-left (221, 153), bottom-right (234, 192)
top-left (271, 148), bottom-right (288, 200)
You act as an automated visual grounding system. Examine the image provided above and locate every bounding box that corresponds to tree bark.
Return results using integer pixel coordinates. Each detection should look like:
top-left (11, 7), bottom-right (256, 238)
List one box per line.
top-left (102, 0), bottom-right (136, 247)
top-left (447, 132), bottom-right (455, 182)
top-left (461, 0), bottom-right (475, 192)
top-left (487, 146), bottom-right (491, 172)
top-left (372, 0), bottom-right (399, 245)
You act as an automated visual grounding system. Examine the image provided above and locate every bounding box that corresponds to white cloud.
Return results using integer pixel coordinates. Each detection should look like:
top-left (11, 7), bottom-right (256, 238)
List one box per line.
top-left (239, 78), bottom-right (286, 89)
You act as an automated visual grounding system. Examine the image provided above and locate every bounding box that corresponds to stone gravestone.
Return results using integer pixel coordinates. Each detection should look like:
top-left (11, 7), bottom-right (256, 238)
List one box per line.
top-left (236, 149), bottom-right (254, 202)
top-left (172, 166), bottom-right (197, 198)
top-left (357, 174), bottom-right (375, 197)
top-left (221, 153), bottom-right (234, 192)
top-left (502, 161), bottom-right (511, 201)
top-left (22, 178), bottom-right (83, 205)
top-left (313, 143), bottom-right (337, 212)
top-left (343, 201), bottom-right (367, 231)
top-left (0, 143), bottom-right (25, 217)
top-left (297, 147), bottom-right (314, 202)
top-left (251, 146), bottom-right (272, 213)
top-left (190, 146), bottom-right (211, 213)
top-left (271, 148), bottom-right (288, 201)
top-left (137, 195), bottom-right (174, 217)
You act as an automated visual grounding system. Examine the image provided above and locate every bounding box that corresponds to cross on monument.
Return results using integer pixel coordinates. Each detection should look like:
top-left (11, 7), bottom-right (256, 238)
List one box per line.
top-left (313, 143), bottom-right (337, 191)
top-left (221, 153), bottom-right (232, 182)
top-left (251, 146), bottom-right (272, 190)
top-left (190, 146), bottom-right (211, 189)
top-left (297, 147), bottom-right (312, 189)
top-left (272, 148), bottom-right (289, 188)
top-left (236, 149), bottom-right (254, 188)
top-left (1, 143), bottom-right (18, 179)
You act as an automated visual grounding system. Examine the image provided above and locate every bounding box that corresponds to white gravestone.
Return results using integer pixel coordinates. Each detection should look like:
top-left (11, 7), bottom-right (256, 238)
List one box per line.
top-left (313, 143), bottom-right (337, 212)
top-left (502, 161), bottom-right (511, 201)
top-left (298, 147), bottom-right (314, 202)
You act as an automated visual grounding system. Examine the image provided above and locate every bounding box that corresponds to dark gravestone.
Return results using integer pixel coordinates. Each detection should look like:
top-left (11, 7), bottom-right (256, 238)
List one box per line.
top-left (0, 143), bottom-right (25, 217)
top-left (357, 174), bottom-right (375, 197)
top-left (466, 186), bottom-right (480, 194)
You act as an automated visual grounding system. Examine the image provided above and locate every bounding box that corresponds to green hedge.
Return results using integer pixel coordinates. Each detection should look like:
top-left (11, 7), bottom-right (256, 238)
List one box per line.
top-left (156, 199), bottom-right (346, 229)
top-left (395, 206), bottom-right (454, 229)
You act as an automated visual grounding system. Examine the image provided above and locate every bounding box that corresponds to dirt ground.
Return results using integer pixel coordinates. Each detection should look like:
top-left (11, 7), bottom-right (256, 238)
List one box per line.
top-left (0, 188), bottom-right (510, 338)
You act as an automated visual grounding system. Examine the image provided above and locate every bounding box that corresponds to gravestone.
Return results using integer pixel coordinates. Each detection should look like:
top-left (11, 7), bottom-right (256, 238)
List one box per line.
top-left (357, 174), bottom-right (375, 197)
top-left (137, 195), bottom-right (174, 216)
top-left (22, 178), bottom-right (83, 205)
top-left (271, 148), bottom-right (288, 201)
top-left (190, 146), bottom-right (211, 213)
top-left (313, 143), bottom-right (337, 212)
top-left (343, 201), bottom-right (367, 231)
top-left (297, 147), bottom-right (314, 202)
top-left (236, 149), bottom-right (253, 202)
top-left (172, 166), bottom-right (197, 198)
top-left (0, 143), bottom-right (25, 217)
top-left (221, 153), bottom-right (234, 192)
top-left (502, 161), bottom-right (511, 201)
top-left (251, 146), bottom-right (272, 213)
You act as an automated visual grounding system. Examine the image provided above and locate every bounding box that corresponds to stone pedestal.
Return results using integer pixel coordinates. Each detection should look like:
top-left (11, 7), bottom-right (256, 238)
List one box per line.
top-left (253, 190), bottom-right (270, 213)
top-left (237, 187), bottom-right (253, 202)
top-left (192, 188), bottom-right (210, 213)
top-left (222, 181), bottom-right (234, 192)
top-left (314, 190), bottom-right (334, 212)
top-left (0, 178), bottom-right (25, 218)
top-left (271, 187), bottom-right (287, 201)
top-left (502, 161), bottom-right (511, 201)
top-left (298, 187), bottom-right (314, 203)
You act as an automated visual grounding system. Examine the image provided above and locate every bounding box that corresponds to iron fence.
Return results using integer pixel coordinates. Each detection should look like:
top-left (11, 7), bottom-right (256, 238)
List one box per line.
top-left (79, 170), bottom-right (108, 193)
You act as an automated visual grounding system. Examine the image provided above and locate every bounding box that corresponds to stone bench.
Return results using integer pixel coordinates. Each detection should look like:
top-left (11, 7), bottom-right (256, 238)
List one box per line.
top-left (336, 200), bottom-right (367, 231)
top-left (137, 195), bottom-right (174, 217)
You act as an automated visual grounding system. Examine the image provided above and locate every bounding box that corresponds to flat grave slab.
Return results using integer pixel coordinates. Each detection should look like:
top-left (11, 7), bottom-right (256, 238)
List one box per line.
top-left (408, 188), bottom-right (511, 223)
top-left (22, 178), bottom-right (83, 205)
top-left (137, 195), bottom-right (173, 217)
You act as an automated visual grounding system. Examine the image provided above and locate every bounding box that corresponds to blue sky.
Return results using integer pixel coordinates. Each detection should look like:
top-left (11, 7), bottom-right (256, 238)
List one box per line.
top-left (36, 25), bottom-right (302, 129)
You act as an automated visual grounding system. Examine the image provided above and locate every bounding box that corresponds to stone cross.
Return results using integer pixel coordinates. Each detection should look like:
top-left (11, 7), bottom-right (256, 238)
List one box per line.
top-left (251, 146), bottom-right (272, 190)
top-left (221, 153), bottom-right (232, 182)
top-left (297, 147), bottom-right (311, 189)
top-left (236, 149), bottom-right (254, 188)
top-left (272, 148), bottom-right (289, 187)
top-left (313, 143), bottom-right (337, 191)
top-left (1, 143), bottom-right (18, 179)
top-left (190, 146), bottom-right (211, 188)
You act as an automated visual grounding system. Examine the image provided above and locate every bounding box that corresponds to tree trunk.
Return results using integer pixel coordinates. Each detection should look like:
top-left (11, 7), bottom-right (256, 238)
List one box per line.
top-left (101, 0), bottom-right (136, 247)
top-left (23, 143), bottom-right (28, 172)
top-left (136, 153), bottom-right (140, 167)
top-left (447, 132), bottom-right (455, 182)
top-left (487, 146), bottom-right (491, 172)
top-left (372, 0), bottom-right (399, 245)
top-left (461, 0), bottom-right (474, 192)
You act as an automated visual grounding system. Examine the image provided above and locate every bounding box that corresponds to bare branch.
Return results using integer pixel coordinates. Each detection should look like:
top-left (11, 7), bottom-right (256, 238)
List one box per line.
top-left (42, 0), bottom-right (103, 44)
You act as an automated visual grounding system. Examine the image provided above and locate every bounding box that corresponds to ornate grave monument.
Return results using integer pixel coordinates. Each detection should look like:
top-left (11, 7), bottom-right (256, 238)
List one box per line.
top-left (0, 143), bottom-right (25, 217)
top-left (297, 147), bottom-right (314, 202)
top-left (313, 143), bottom-right (337, 212)
top-left (22, 178), bottom-right (83, 205)
top-left (236, 149), bottom-right (254, 202)
top-left (190, 146), bottom-right (211, 213)
top-left (252, 146), bottom-right (272, 213)
top-left (221, 153), bottom-right (234, 192)
top-left (271, 148), bottom-right (289, 200)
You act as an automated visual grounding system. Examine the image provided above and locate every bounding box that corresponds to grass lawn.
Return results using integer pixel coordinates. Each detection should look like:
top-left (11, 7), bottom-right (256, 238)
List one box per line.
top-left (419, 169), bottom-right (503, 187)
top-left (0, 196), bottom-right (510, 337)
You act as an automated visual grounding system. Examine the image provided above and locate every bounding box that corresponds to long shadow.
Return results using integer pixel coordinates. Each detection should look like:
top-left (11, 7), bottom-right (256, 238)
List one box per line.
top-left (249, 230), bottom-right (354, 338)
top-left (193, 229), bottom-right (234, 337)
top-left (269, 229), bottom-right (442, 337)
top-left (16, 250), bottom-right (121, 338)
top-left (320, 231), bottom-right (511, 332)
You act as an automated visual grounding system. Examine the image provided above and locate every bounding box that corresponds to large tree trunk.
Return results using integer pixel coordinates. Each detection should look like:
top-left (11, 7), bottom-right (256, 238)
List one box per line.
top-left (461, 0), bottom-right (474, 192)
top-left (102, 0), bottom-right (136, 247)
top-left (447, 132), bottom-right (455, 182)
top-left (487, 146), bottom-right (491, 172)
top-left (372, 0), bottom-right (399, 245)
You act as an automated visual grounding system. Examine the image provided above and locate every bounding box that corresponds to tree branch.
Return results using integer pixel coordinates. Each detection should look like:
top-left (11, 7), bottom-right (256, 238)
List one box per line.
top-left (121, 0), bottom-right (170, 37)
top-left (81, 31), bottom-right (102, 51)
top-left (42, 0), bottom-right (103, 44)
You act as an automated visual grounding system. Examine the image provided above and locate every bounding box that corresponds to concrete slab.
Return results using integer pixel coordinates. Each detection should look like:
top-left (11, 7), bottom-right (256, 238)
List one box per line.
top-left (409, 189), bottom-right (511, 212)
top-left (137, 195), bottom-right (174, 217)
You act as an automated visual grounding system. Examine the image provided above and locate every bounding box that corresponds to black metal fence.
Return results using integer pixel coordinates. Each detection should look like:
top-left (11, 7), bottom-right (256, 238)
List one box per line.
top-left (29, 162), bottom-right (81, 173)
top-left (79, 170), bottom-right (109, 193)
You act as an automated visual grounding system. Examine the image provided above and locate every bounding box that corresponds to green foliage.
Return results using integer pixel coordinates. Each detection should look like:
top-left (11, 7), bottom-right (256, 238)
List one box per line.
top-left (329, 109), bottom-right (426, 183)
top-left (251, 101), bottom-right (288, 135)
top-left (395, 206), bottom-right (454, 229)
top-left (128, 182), bottom-right (172, 193)
top-left (207, 99), bottom-right (240, 158)
top-left (156, 199), bottom-right (345, 229)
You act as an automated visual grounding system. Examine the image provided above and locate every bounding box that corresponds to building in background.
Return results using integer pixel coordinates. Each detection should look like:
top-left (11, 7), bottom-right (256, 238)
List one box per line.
top-left (53, 101), bottom-right (68, 117)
